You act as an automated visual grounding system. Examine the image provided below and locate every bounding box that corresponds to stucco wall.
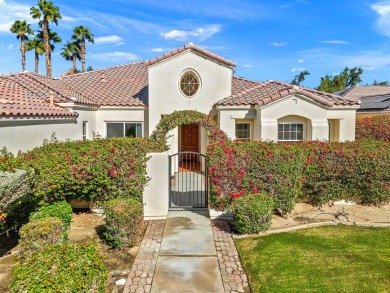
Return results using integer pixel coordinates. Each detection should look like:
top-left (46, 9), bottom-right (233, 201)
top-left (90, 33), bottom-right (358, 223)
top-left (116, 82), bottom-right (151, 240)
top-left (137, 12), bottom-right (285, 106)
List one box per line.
top-left (143, 152), bottom-right (169, 219)
top-left (148, 50), bottom-right (233, 136)
top-left (260, 95), bottom-right (329, 141)
top-left (218, 107), bottom-right (257, 140)
top-left (95, 107), bottom-right (145, 138)
top-left (327, 108), bottom-right (357, 141)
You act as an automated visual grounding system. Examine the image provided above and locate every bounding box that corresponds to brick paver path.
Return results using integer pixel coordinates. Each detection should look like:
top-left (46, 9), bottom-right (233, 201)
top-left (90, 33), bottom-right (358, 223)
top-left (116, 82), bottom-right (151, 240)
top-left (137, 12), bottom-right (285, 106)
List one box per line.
top-left (123, 220), bottom-right (165, 293)
top-left (212, 220), bottom-right (251, 293)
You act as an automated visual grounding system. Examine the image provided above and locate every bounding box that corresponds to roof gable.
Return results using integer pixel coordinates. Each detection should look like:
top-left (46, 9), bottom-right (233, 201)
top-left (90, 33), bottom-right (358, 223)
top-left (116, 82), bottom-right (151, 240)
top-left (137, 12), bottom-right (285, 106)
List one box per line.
top-left (144, 43), bottom-right (236, 68)
top-left (217, 78), bottom-right (359, 108)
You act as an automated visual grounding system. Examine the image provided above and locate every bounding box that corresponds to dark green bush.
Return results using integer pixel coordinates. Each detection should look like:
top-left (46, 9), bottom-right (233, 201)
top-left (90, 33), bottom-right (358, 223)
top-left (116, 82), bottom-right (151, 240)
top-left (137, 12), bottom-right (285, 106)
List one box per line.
top-left (30, 201), bottom-right (73, 238)
top-left (10, 243), bottom-right (107, 293)
top-left (103, 198), bottom-right (145, 248)
top-left (19, 217), bottom-right (64, 258)
top-left (233, 193), bottom-right (274, 234)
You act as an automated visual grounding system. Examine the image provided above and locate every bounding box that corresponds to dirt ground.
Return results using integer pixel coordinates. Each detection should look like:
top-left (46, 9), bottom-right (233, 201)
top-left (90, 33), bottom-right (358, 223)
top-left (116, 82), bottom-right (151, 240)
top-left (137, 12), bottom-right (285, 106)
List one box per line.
top-left (270, 202), bottom-right (390, 230)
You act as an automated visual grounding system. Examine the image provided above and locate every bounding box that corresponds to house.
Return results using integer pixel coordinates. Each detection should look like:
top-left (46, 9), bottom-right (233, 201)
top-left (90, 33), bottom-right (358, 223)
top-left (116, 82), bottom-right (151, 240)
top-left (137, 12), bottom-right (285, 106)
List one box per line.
top-left (334, 85), bottom-right (390, 119)
top-left (0, 43), bottom-right (359, 155)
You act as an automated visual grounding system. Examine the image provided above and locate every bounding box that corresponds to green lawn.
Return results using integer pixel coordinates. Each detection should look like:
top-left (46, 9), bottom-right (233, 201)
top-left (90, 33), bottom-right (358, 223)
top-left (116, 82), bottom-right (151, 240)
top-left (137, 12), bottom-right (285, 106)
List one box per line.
top-left (235, 225), bottom-right (390, 293)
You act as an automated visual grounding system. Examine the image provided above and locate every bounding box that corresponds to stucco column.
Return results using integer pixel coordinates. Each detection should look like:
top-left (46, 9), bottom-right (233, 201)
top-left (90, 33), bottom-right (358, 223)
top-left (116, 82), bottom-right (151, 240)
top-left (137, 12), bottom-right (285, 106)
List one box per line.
top-left (311, 119), bottom-right (329, 141)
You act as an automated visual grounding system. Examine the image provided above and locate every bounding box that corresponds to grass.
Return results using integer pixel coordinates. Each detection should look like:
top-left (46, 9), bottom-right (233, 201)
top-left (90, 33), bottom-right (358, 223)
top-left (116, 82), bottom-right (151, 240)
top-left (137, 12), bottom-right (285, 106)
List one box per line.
top-left (235, 225), bottom-right (390, 293)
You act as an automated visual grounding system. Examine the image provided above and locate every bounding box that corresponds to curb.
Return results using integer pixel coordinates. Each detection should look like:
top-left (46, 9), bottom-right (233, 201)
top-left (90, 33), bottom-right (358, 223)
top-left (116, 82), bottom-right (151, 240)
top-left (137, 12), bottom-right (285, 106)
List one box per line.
top-left (232, 220), bottom-right (390, 238)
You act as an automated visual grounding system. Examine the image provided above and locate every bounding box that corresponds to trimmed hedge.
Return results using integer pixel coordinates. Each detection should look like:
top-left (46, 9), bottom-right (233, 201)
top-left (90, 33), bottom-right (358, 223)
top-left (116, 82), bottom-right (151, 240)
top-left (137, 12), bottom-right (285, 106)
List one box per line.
top-left (356, 115), bottom-right (390, 141)
top-left (10, 243), bottom-right (107, 293)
top-left (208, 139), bottom-right (390, 212)
top-left (19, 217), bottom-right (64, 258)
top-left (103, 198), bottom-right (145, 248)
top-left (233, 193), bottom-right (274, 234)
top-left (18, 137), bottom-right (151, 203)
top-left (30, 201), bottom-right (73, 239)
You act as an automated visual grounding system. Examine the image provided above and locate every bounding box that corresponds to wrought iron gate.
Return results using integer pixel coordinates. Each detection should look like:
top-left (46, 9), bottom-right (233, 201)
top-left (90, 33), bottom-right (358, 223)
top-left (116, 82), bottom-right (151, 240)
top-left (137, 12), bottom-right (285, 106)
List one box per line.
top-left (169, 152), bottom-right (208, 209)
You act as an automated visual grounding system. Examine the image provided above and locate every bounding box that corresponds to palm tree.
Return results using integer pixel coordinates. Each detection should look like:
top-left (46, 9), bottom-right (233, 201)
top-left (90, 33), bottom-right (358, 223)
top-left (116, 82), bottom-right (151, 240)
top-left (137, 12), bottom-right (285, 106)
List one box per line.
top-left (30, 0), bottom-right (62, 77)
top-left (72, 26), bottom-right (94, 72)
top-left (61, 40), bottom-right (81, 72)
top-left (10, 20), bottom-right (34, 72)
top-left (26, 37), bottom-right (44, 73)
top-left (37, 29), bottom-right (62, 67)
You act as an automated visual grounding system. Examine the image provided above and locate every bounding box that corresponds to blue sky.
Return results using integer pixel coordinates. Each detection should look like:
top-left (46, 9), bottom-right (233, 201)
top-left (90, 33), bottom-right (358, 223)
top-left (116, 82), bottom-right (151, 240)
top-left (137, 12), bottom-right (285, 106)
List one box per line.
top-left (2, 0), bottom-right (390, 88)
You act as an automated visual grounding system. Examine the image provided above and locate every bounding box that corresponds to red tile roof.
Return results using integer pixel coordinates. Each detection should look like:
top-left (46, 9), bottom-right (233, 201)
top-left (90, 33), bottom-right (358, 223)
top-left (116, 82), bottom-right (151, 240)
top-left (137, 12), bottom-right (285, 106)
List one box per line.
top-left (60, 62), bottom-right (148, 107)
top-left (144, 43), bottom-right (237, 68)
top-left (217, 78), bottom-right (359, 107)
top-left (334, 85), bottom-right (390, 101)
top-left (0, 76), bottom-right (77, 118)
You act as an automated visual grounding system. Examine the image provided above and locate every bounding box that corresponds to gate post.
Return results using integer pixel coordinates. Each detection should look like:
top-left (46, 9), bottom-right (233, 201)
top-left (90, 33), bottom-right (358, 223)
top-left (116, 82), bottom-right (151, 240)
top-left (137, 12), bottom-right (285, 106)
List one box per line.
top-left (143, 152), bottom-right (169, 220)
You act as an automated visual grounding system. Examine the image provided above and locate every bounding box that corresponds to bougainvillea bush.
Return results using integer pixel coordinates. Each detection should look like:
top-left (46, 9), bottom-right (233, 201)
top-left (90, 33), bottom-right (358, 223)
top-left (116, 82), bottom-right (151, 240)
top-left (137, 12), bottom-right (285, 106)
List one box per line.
top-left (18, 137), bottom-right (151, 203)
top-left (208, 139), bottom-right (390, 212)
top-left (356, 115), bottom-right (390, 141)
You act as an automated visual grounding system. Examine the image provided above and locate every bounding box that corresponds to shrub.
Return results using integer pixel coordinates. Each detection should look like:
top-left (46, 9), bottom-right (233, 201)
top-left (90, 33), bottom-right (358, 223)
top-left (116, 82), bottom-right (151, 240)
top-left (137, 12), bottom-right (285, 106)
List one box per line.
top-left (103, 198), bottom-right (145, 248)
top-left (208, 139), bottom-right (390, 212)
top-left (0, 147), bottom-right (20, 172)
top-left (0, 169), bottom-right (35, 232)
top-left (18, 137), bottom-right (151, 203)
top-left (19, 217), bottom-right (64, 258)
top-left (356, 115), bottom-right (390, 141)
top-left (30, 201), bottom-right (73, 238)
top-left (10, 243), bottom-right (107, 293)
top-left (233, 193), bottom-right (274, 234)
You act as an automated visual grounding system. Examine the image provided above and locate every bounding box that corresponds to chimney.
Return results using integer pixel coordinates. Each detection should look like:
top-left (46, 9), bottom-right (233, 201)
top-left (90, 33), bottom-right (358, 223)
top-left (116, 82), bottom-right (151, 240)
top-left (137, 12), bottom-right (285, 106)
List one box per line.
top-left (49, 91), bottom-right (54, 107)
top-left (100, 73), bottom-right (106, 83)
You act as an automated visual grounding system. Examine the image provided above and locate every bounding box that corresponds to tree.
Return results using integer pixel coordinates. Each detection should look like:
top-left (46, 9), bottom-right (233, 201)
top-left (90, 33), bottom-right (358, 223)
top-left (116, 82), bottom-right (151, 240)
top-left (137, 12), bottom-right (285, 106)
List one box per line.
top-left (30, 0), bottom-right (62, 77)
top-left (10, 20), bottom-right (34, 72)
top-left (291, 70), bottom-right (310, 86)
top-left (61, 40), bottom-right (81, 72)
top-left (72, 26), bottom-right (94, 72)
top-left (373, 80), bottom-right (389, 86)
top-left (37, 29), bottom-right (62, 66)
top-left (317, 67), bottom-right (363, 93)
top-left (26, 37), bottom-right (44, 74)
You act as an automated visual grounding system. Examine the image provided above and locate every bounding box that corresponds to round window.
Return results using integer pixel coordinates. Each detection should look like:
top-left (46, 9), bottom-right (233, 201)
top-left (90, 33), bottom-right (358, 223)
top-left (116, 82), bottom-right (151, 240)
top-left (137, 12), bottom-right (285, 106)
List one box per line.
top-left (179, 70), bottom-right (200, 98)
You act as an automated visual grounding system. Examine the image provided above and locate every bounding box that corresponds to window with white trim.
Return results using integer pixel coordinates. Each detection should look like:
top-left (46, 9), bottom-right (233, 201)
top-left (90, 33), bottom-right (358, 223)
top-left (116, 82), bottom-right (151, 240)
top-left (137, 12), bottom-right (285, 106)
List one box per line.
top-left (106, 122), bottom-right (142, 138)
top-left (235, 122), bottom-right (251, 140)
top-left (278, 123), bottom-right (304, 141)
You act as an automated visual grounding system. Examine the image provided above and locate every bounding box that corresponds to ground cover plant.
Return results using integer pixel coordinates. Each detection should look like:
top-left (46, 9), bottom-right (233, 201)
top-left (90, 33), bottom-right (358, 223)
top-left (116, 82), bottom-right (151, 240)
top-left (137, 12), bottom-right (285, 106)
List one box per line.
top-left (10, 243), bottom-right (107, 293)
top-left (235, 225), bottom-right (390, 292)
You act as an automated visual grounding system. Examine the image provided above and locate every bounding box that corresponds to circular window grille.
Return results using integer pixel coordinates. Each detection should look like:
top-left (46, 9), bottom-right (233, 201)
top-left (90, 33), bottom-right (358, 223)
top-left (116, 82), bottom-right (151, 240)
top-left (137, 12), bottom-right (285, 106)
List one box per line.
top-left (179, 70), bottom-right (200, 98)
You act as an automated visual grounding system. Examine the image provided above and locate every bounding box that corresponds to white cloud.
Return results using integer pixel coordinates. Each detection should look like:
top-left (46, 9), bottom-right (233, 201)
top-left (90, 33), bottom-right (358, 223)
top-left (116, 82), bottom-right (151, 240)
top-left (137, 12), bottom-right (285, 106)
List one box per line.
top-left (151, 48), bottom-right (165, 52)
top-left (270, 42), bottom-right (288, 47)
top-left (320, 40), bottom-right (349, 44)
top-left (90, 52), bottom-right (138, 62)
top-left (298, 59), bottom-right (305, 63)
top-left (371, 2), bottom-right (390, 37)
top-left (291, 67), bottom-right (306, 72)
top-left (160, 24), bottom-right (222, 41)
top-left (95, 35), bottom-right (125, 45)
top-left (243, 64), bottom-right (254, 68)
top-left (0, 0), bottom-right (33, 33)
top-left (7, 44), bottom-right (13, 49)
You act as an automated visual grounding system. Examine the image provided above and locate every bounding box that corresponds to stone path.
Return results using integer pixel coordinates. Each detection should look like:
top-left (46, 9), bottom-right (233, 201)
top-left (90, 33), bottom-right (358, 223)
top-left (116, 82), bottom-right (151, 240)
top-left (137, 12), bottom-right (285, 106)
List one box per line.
top-left (124, 213), bottom-right (250, 293)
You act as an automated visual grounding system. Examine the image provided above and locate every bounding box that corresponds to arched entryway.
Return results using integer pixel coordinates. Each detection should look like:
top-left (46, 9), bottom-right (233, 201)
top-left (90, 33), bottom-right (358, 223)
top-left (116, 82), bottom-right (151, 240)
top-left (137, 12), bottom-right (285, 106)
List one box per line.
top-left (151, 110), bottom-right (228, 209)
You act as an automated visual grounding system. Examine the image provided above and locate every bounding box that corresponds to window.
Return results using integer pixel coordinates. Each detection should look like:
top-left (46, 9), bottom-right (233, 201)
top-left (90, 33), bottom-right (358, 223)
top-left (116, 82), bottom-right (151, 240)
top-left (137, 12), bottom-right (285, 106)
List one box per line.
top-left (179, 69), bottom-right (200, 98)
top-left (278, 123), bottom-right (304, 141)
top-left (82, 121), bottom-right (88, 141)
top-left (106, 122), bottom-right (142, 138)
top-left (236, 123), bottom-right (251, 140)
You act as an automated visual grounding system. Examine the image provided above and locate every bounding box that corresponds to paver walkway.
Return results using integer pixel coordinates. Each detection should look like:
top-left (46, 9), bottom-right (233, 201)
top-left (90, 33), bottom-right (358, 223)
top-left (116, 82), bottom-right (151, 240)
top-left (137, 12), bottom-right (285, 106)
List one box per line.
top-left (123, 212), bottom-right (250, 293)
